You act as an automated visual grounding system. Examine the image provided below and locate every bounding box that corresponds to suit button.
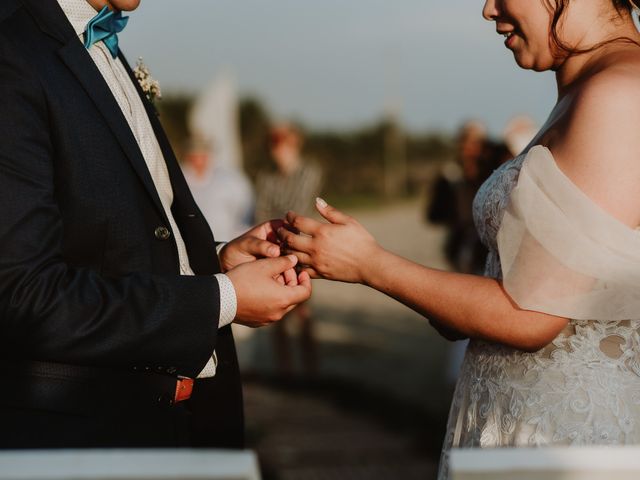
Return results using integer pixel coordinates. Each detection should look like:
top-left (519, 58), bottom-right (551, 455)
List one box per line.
top-left (154, 226), bottom-right (171, 240)
top-left (157, 394), bottom-right (174, 406)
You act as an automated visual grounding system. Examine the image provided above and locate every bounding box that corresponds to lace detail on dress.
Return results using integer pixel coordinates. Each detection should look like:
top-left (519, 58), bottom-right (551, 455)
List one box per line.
top-left (437, 153), bottom-right (640, 480)
top-left (473, 153), bottom-right (526, 256)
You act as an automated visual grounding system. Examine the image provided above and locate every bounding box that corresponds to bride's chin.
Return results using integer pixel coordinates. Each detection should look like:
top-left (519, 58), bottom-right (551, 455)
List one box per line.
top-left (512, 52), bottom-right (533, 70)
top-left (512, 51), bottom-right (556, 73)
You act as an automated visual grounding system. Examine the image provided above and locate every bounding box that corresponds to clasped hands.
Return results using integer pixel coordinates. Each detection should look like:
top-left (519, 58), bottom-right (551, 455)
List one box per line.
top-left (277, 198), bottom-right (467, 342)
top-left (217, 200), bottom-right (375, 329)
top-left (218, 219), bottom-right (311, 328)
top-left (221, 199), bottom-right (466, 341)
top-left (278, 198), bottom-right (380, 284)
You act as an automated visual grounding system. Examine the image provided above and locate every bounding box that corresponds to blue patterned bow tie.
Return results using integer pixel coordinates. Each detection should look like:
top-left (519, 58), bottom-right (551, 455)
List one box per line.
top-left (83, 6), bottom-right (129, 59)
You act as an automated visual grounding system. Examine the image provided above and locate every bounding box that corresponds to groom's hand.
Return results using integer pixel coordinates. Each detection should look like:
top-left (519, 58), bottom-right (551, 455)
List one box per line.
top-left (226, 254), bottom-right (312, 328)
top-left (219, 219), bottom-right (285, 272)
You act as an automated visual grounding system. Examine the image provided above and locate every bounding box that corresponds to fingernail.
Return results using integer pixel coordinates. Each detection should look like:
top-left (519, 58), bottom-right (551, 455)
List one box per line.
top-left (287, 254), bottom-right (298, 264)
top-left (316, 197), bottom-right (328, 208)
top-left (268, 246), bottom-right (279, 256)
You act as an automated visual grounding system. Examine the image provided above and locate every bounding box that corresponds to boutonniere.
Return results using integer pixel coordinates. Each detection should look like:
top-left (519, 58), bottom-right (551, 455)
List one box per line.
top-left (133, 57), bottom-right (162, 104)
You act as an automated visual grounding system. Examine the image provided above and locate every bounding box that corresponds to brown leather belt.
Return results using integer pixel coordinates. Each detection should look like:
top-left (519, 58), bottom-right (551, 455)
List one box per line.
top-left (175, 376), bottom-right (194, 403)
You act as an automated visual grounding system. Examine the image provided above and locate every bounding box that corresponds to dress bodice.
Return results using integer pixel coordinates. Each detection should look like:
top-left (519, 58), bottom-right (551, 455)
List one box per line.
top-left (472, 153), bottom-right (527, 278)
top-left (438, 152), bottom-right (640, 480)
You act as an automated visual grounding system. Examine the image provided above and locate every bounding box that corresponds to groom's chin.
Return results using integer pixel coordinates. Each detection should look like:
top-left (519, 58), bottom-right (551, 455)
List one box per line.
top-left (109, 0), bottom-right (142, 12)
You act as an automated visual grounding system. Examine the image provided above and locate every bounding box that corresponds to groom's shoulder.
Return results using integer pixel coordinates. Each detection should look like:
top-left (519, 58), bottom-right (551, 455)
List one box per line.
top-left (0, 1), bottom-right (24, 60)
top-left (0, 0), bottom-right (37, 46)
top-left (0, 0), bottom-right (24, 24)
top-left (0, 0), bottom-right (20, 18)
top-left (0, 0), bottom-right (61, 69)
top-left (0, 0), bottom-right (50, 89)
top-left (0, 0), bottom-right (21, 26)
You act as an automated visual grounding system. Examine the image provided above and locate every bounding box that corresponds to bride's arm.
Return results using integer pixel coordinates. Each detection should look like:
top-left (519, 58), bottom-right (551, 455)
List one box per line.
top-left (280, 203), bottom-right (568, 353)
top-left (280, 66), bottom-right (640, 352)
top-left (363, 245), bottom-right (567, 352)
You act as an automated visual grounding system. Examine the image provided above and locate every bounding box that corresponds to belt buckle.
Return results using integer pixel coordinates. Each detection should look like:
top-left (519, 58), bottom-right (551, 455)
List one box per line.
top-left (174, 376), bottom-right (194, 403)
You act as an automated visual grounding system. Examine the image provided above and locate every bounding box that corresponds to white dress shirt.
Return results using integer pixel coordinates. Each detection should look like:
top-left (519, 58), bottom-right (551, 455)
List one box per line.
top-left (56, 0), bottom-right (237, 378)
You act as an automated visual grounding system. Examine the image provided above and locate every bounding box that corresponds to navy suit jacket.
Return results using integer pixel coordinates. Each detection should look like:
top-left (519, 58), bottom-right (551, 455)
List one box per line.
top-left (0, 0), bottom-right (242, 445)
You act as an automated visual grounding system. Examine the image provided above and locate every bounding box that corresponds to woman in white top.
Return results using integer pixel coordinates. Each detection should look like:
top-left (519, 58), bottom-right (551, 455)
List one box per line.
top-left (278, 1), bottom-right (640, 478)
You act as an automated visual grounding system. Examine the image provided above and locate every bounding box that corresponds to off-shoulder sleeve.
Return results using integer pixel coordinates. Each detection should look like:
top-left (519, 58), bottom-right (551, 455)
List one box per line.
top-left (497, 145), bottom-right (640, 320)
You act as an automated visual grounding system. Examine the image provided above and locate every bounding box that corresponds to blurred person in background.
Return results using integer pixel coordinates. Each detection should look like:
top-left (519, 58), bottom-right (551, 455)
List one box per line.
top-left (503, 114), bottom-right (538, 157)
top-left (255, 124), bottom-right (323, 377)
top-left (280, 0), bottom-right (640, 478)
top-left (182, 135), bottom-right (255, 242)
top-left (428, 120), bottom-right (492, 276)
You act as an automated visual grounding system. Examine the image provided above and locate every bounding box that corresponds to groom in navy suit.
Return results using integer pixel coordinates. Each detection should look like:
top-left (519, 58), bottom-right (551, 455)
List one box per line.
top-left (0, 0), bottom-right (311, 448)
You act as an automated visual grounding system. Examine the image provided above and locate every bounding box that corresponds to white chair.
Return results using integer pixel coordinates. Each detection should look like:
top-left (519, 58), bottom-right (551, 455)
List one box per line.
top-left (450, 446), bottom-right (640, 480)
top-left (0, 449), bottom-right (261, 480)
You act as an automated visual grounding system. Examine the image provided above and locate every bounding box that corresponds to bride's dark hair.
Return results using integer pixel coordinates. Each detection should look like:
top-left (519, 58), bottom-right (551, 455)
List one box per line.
top-left (550, 0), bottom-right (639, 55)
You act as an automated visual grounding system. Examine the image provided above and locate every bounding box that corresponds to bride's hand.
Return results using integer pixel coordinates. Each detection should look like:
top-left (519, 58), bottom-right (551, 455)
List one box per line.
top-left (278, 198), bottom-right (382, 284)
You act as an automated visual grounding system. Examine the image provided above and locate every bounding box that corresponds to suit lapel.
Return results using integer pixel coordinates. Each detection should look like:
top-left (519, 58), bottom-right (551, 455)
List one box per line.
top-left (118, 54), bottom-right (191, 206)
top-left (58, 43), bottom-right (170, 226)
top-left (22, 0), bottom-right (170, 226)
top-left (119, 54), bottom-right (220, 274)
top-left (118, 54), bottom-right (180, 178)
top-left (119, 53), bottom-right (197, 218)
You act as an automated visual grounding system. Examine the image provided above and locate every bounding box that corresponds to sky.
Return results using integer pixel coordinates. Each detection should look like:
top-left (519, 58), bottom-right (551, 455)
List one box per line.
top-left (119, 0), bottom-right (558, 135)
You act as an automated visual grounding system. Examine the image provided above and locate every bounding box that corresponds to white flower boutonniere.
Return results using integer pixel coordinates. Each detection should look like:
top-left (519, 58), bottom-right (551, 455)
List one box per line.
top-left (133, 57), bottom-right (162, 104)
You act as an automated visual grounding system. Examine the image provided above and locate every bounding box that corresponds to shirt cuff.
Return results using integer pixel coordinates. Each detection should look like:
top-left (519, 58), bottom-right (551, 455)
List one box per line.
top-left (215, 242), bottom-right (227, 259)
top-left (214, 273), bottom-right (237, 328)
top-left (197, 352), bottom-right (218, 378)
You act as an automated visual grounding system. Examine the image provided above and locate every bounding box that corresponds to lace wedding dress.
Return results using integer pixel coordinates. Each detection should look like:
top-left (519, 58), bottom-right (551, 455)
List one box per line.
top-left (437, 148), bottom-right (640, 480)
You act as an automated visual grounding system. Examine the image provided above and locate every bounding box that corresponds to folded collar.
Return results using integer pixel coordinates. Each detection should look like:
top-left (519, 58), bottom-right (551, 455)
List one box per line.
top-left (56, 0), bottom-right (100, 38)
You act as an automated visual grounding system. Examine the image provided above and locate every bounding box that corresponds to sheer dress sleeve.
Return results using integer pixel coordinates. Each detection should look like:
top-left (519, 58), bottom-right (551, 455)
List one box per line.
top-left (497, 146), bottom-right (640, 320)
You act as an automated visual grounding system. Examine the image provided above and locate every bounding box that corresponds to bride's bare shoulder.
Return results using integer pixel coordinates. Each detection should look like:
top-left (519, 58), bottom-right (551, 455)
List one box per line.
top-left (554, 51), bottom-right (640, 158)
top-left (548, 53), bottom-right (640, 227)
top-left (576, 50), bottom-right (640, 108)
top-left (573, 53), bottom-right (640, 116)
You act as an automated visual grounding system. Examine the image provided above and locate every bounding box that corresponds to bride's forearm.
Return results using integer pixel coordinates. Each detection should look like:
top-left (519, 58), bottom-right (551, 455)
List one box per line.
top-left (362, 247), bottom-right (568, 352)
top-left (281, 203), bottom-right (567, 350)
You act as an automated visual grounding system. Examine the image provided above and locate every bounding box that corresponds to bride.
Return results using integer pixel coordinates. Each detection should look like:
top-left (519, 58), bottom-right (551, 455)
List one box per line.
top-left (278, 0), bottom-right (640, 477)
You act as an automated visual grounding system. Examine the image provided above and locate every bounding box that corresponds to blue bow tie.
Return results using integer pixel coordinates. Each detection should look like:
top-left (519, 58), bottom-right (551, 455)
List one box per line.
top-left (83, 6), bottom-right (129, 59)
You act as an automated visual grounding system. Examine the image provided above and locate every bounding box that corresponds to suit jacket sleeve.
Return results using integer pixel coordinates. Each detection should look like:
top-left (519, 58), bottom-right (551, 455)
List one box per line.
top-left (0, 36), bottom-right (219, 379)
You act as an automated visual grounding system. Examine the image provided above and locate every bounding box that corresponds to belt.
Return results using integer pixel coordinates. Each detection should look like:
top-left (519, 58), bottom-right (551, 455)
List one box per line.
top-left (0, 360), bottom-right (194, 415)
top-left (175, 376), bottom-right (194, 403)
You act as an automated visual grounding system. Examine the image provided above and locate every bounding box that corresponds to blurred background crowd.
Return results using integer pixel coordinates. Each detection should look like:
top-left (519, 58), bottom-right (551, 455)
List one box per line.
top-left (119, 1), bottom-right (549, 478)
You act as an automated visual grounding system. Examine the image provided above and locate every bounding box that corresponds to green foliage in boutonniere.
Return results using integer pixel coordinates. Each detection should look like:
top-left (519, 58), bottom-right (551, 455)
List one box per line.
top-left (133, 57), bottom-right (162, 104)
